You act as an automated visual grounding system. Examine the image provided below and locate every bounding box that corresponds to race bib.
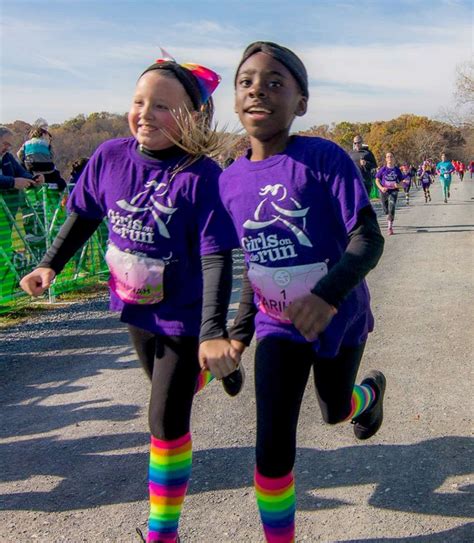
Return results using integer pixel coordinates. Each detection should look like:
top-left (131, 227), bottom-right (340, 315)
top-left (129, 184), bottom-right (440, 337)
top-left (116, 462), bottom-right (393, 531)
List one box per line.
top-left (105, 244), bottom-right (165, 305)
top-left (248, 261), bottom-right (328, 323)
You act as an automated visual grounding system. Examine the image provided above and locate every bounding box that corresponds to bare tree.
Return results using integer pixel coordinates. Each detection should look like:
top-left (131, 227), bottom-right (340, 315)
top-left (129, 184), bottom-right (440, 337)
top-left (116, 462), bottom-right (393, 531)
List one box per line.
top-left (454, 60), bottom-right (474, 106)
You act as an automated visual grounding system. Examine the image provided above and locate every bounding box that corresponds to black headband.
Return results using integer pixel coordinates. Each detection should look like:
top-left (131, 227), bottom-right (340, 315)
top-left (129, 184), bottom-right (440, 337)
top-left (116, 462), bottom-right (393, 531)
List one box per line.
top-left (235, 41), bottom-right (309, 98)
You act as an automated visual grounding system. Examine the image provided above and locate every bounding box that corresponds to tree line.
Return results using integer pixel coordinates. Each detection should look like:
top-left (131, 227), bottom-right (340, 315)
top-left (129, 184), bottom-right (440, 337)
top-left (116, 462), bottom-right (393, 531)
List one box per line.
top-left (4, 111), bottom-right (472, 179)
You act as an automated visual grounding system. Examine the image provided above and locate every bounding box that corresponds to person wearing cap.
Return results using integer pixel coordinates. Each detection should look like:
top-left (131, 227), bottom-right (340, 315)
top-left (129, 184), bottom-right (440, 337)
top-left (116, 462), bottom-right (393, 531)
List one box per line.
top-left (217, 41), bottom-right (386, 542)
top-left (20, 56), bottom-right (242, 543)
top-left (349, 135), bottom-right (378, 197)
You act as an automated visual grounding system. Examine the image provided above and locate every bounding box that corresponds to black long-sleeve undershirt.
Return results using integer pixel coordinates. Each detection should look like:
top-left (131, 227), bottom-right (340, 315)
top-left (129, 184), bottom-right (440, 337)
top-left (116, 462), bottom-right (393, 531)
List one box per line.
top-left (38, 212), bottom-right (102, 273)
top-left (37, 212), bottom-right (234, 342)
top-left (199, 252), bottom-right (233, 342)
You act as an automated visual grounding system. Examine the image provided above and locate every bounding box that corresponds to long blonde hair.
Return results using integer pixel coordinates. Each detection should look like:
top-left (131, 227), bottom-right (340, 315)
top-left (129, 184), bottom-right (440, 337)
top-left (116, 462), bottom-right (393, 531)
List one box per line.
top-left (161, 101), bottom-right (239, 178)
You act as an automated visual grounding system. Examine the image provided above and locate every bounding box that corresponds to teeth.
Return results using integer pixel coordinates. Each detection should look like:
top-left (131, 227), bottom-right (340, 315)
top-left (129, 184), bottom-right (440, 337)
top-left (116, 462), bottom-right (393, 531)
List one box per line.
top-left (248, 108), bottom-right (271, 114)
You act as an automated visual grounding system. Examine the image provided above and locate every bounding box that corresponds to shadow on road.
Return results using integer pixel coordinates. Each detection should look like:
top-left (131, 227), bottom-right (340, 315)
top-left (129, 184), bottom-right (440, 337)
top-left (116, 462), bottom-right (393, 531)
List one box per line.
top-left (0, 314), bottom-right (138, 439)
top-left (337, 521), bottom-right (473, 542)
top-left (1, 436), bottom-right (472, 520)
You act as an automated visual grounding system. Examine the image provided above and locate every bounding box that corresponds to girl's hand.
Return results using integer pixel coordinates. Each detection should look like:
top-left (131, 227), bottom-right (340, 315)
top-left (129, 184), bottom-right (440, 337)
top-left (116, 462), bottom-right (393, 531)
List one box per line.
top-left (230, 339), bottom-right (246, 355)
top-left (284, 294), bottom-right (337, 342)
top-left (380, 186), bottom-right (388, 193)
top-left (198, 338), bottom-right (241, 380)
top-left (20, 267), bottom-right (56, 296)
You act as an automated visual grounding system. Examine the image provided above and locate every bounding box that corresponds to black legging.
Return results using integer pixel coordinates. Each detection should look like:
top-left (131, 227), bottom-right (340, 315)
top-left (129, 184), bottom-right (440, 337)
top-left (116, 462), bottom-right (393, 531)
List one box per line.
top-left (128, 324), bottom-right (201, 440)
top-left (255, 337), bottom-right (365, 477)
top-left (380, 190), bottom-right (398, 221)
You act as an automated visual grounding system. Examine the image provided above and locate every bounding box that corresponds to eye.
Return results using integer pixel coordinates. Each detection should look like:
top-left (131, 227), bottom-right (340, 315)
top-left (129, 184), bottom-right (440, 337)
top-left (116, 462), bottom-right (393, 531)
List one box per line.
top-left (238, 78), bottom-right (252, 87)
top-left (269, 80), bottom-right (282, 88)
top-left (155, 104), bottom-right (169, 110)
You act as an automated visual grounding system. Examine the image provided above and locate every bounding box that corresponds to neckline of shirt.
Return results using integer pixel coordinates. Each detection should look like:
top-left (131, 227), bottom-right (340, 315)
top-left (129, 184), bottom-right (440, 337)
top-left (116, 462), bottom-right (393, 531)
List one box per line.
top-left (240, 136), bottom-right (300, 171)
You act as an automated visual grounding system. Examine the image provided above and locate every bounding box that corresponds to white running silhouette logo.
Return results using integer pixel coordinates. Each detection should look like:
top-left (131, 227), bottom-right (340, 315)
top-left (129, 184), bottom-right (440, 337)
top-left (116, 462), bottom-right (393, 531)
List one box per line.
top-left (243, 184), bottom-right (312, 247)
top-left (116, 179), bottom-right (177, 239)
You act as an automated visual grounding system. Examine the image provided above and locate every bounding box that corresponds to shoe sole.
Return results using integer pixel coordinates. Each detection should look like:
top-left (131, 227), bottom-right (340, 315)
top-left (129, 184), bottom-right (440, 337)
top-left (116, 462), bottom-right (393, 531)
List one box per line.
top-left (222, 365), bottom-right (245, 397)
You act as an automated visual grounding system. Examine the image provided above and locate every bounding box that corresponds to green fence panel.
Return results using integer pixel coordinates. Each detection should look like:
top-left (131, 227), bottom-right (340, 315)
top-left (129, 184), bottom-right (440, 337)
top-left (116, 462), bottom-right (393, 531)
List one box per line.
top-left (0, 185), bottom-right (108, 313)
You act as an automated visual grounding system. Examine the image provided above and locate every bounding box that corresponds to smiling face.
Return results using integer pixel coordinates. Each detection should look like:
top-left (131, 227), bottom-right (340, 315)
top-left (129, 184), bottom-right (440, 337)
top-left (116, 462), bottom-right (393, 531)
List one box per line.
top-left (234, 52), bottom-right (307, 155)
top-left (128, 70), bottom-right (194, 151)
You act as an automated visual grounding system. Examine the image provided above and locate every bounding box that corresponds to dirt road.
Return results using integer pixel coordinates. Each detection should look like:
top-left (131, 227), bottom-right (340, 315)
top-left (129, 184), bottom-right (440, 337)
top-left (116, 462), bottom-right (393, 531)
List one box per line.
top-left (1, 177), bottom-right (473, 542)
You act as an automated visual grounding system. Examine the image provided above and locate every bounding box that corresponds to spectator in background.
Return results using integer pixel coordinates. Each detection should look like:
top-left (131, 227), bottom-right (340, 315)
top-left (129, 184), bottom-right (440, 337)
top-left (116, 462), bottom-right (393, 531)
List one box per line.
top-left (68, 157), bottom-right (90, 187)
top-left (60, 157), bottom-right (90, 208)
top-left (349, 135), bottom-right (377, 196)
top-left (17, 127), bottom-right (66, 191)
top-left (1, 126), bottom-right (43, 192)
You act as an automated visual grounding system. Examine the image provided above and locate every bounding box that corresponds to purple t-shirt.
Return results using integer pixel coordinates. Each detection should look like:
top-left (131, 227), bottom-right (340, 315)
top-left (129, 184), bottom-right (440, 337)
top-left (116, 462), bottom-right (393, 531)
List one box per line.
top-left (69, 137), bottom-right (237, 336)
top-left (219, 135), bottom-right (374, 358)
top-left (419, 171), bottom-right (432, 186)
top-left (376, 166), bottom-right (404, 190)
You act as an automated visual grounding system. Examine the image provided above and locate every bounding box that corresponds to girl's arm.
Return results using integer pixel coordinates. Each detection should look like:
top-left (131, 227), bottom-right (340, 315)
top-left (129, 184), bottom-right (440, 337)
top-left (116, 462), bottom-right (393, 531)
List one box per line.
top-left (311, 205), bottom-right (384, 309)
top-left (38, 212), bottom-right (103, 274)
top-left (199, 251), bottom-right (241, 378)
top-left (199, 251), bottom-right (233, 342)
top-left (375, 176), bottom-right (385, 192)
top-left (228, 265), bottom-right (257, 348)
top-left (20, 212), bottom-right (103, 296)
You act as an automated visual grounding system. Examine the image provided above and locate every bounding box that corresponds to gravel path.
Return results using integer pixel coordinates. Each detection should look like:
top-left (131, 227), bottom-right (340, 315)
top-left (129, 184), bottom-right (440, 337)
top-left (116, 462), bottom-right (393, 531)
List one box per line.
top-left (1, 178), bottom-right (473, 542)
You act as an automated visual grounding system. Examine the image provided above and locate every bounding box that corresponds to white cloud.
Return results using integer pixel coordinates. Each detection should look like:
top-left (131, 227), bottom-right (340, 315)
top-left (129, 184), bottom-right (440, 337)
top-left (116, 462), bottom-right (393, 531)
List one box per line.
top-left (1, 11), bottom-right (471, 129)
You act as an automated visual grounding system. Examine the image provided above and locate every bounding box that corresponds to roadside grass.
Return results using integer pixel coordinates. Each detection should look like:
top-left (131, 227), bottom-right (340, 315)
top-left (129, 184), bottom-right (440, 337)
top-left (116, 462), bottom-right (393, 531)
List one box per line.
top-left (0, 283), bottom-right (109, 329)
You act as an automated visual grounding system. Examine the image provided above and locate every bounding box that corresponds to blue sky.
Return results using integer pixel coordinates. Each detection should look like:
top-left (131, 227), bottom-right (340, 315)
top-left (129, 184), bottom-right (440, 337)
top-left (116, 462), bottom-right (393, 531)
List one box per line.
top-left (0, 0), bottom-right (472, 130)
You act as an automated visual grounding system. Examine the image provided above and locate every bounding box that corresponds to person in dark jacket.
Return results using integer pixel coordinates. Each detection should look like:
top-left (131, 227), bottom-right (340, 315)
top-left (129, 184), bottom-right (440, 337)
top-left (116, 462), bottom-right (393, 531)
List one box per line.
top-left (349, 135), bottom-right (377, 196)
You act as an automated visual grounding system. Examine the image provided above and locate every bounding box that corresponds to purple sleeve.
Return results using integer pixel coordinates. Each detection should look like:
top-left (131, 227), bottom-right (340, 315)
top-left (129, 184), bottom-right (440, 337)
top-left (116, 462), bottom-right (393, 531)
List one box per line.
top-left (194, 166), bottom-right (239, 256)
top-left (375, 166), bottom-right (384, 179)
top-left (327, 145), bottom-right (371, 233)
top-left (67, 148), bottom-right (105, 219)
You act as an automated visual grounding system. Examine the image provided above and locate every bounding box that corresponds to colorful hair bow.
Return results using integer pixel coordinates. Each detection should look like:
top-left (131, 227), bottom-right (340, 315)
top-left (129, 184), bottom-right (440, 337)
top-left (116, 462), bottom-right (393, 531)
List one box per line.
top-left (155, 48), bottom-right (221, 103)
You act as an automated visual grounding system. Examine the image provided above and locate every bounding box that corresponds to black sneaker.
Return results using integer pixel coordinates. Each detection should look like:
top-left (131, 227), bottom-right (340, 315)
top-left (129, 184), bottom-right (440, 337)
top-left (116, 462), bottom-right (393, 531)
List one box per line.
top-left (352, 370), bottom-right (386, 440)
top-left (222, 365), bottom-right (245, 397)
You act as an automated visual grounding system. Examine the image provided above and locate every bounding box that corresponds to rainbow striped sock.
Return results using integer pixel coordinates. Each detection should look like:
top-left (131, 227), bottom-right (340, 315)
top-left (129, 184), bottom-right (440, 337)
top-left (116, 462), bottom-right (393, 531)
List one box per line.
top-left (255, 469), bottom-right (296, 543)
top-left (345, 383), bottom-right (376, 421)
top-left (194, 369), bottom-right (214, 394)
top-left (147, 433), bottom-right (192, 543)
